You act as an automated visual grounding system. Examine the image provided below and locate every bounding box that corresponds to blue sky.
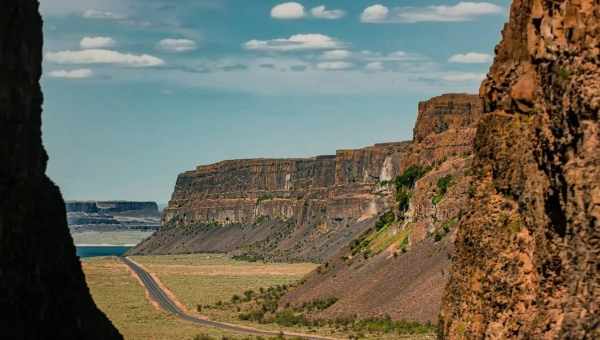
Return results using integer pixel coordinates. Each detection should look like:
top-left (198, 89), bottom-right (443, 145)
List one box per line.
top-left (40, 0), bottom-right (510, 202)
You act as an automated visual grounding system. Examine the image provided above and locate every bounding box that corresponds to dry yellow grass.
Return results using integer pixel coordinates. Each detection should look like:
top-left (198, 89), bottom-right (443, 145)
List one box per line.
top-left (82, 257), bottom-right (253, 340)
top-left (132, 254), bottom-right (317, 309)
top-left (84, 254), bottom-right (434, 340)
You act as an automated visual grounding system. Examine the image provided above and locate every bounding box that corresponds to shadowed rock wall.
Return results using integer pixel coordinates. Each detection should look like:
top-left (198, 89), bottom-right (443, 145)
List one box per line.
top-left (0, 1), bottom-right (121, 338)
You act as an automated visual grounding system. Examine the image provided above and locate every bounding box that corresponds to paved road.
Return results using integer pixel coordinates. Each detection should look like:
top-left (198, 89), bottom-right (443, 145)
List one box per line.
top-left (120, 257), bottom-right (339, 340)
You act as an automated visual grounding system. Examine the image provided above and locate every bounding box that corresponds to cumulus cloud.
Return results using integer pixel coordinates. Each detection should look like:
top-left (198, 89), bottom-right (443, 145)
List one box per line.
top-left (441, 72), bottom-right (486, 82)
top-left (157, 38), bottom-right (198, 53)
top-left (316, 61), bottom-right (354, 70)
top-left (365, 62), bottom-right (384, 71)
top-left (271, 2), bottom-right (305, 19)
top-left (244, 34), bottom-right (343, 52)
top-left (321, 50), bottom-right (352, 60)
top-left (361, 50), bottom-right (422, 62)
top-left (82, 9), bottom-right (126, 20)
top-left (45, 49), bottom-right (165, 67)
top-left (360, 4), bottom-right (389, 23)
top-left (449, 52), bottom-right (493, 63)
top-left (47, 68), bottom-right (94, 79)
top-left (361, 2), bottom-right (503, 23)
top-left (80, 36), bottom-right (116, 49)
top-left (310, 5), bottom-right (345, 19)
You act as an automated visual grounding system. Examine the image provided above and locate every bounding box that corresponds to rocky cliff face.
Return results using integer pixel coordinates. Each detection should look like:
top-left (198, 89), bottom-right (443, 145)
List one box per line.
top-left (132, 94), bottom-right (481, 263)
top-left (278, 94), bottom-right (482, 322)
top-left (131, 144), bottom-right (408, 262)
top-left (132, 94), bottom-right (483, 325)
top-left (413, 93), bottom-right (482, 143)
top-left (0, 1), bottom-right (121, 338)
top-left (441, 0), bottom-right (599, 338)
top-left (67, 201), bottom-right (159, 214)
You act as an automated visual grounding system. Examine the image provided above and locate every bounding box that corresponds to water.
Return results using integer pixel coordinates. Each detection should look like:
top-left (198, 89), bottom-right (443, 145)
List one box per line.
top-left (76, 246), bottom-right (131, 258)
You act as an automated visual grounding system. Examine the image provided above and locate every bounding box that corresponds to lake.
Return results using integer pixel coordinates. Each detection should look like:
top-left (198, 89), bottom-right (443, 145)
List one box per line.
top-left (76, 246), bottom-right (131, 258)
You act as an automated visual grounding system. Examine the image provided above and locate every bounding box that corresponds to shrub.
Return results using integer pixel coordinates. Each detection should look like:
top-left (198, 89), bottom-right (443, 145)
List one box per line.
top-left (432, 175), bottom-right (454, 205)
top-left (193, 335), bottom-right (215, 340)
top-left (375, 210), bottom-right (395, 231)
top-left (436, 175), bottom-right (453, 195)
top-left (257, 194), bottom-right (274, 204)
top-left (231, 294), bottom-right (241, 304)
top-left (243, 290), bottom-right (254, 301)
top-left (396, 188), bottom-right (411, 212)
top-left (239, 309), bottom-right (265, 322)
top-left (395, 165), bottom-right (431, 190)
top-left (274, 309), bottom-right (307, 327)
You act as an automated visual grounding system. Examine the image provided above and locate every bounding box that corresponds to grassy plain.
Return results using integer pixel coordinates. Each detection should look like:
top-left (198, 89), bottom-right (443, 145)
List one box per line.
top-left (82, 257), bottom-right (267, 340)
top-left (131, 254), bottom-right (317, 308)
top-left (84, 254), bottom-right (435, 339)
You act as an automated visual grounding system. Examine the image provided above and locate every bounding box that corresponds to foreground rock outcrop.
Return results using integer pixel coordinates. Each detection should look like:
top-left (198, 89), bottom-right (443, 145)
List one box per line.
top-left (0, 1), bottom-right (121, 338)
top-left (441, 0), bottom-right (599, 338)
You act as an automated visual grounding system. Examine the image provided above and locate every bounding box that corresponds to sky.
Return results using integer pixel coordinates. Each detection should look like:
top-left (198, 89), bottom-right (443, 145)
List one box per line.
top-left (40, 0), bottom-right (510, 203)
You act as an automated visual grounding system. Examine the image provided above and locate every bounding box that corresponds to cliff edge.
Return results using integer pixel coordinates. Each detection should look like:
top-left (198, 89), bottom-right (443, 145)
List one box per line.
top-left (0, 1), bottom-right (121, 338)
top-left (440, 0), bottom-right (599, 338)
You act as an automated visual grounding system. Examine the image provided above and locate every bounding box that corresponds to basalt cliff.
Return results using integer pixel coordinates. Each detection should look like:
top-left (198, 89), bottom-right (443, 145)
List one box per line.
top-left (67, 201), bottom-right (160, 232)
top-left (440, 0), bottom-right (599, 338)
top-left (131, 94), bottom-right (482, 265)
top-left (0, 0), bottom-right (121, 338)
top-left (131, 93), bottom-right (483, 322)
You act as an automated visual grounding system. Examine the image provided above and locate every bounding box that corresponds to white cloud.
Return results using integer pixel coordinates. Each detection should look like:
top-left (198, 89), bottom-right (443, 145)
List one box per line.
top-left (441, 72), bottom-right (486, 82)
top-left (316, 61), bottom-right (354, 70)
top-left (39, 0), bottom-right (126, 16)
top-left (47, 68), bottom-right (94, 79)
top-left (365, 62), bottom-right (384, 71)
top-left (157, 39), bottom-right (198, 53)
top-left (321, 50), bottom-right (352, 60)
top-left (449, 52), bottom-right (493, 63)
top-left (310, 5), bottom-right (345, 19)
top-left (82, 9), bottom-right (126, 20)
top-left (271, 2), bottom-right (305, 19)
top-left (362, 2), bottom-right (503, 23)
top-left (361, 50), bottom-right (422, 62)
top-left (80, 36), bottom-right (116, 49)
top-left (244, 34), bottom-right (343, 52)
top-left (45, 49), bottom-right (165, 67)
top-left (361, 4), bottom-right (389, 23)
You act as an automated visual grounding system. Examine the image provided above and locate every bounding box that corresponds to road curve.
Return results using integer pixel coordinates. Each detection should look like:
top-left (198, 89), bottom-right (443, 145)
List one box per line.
top-left (120, 257), bottom-right (340, 340)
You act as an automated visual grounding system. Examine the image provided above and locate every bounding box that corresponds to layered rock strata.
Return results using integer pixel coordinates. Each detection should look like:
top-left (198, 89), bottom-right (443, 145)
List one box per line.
top-left (131, 93), bottom-right (482, 266)
top-left (0, 1), bottom-right (121, 338)
top-left (67, 201), bottom-right (160, 232)
top-left (441, 0), bottom-right (599, 338)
